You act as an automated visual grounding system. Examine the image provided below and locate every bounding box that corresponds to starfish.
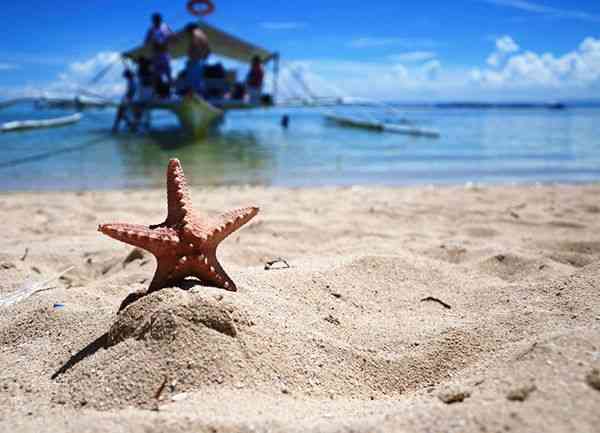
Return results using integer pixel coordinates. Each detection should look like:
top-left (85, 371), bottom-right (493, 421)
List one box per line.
top-left (98, 158), bottom-right (259, 311)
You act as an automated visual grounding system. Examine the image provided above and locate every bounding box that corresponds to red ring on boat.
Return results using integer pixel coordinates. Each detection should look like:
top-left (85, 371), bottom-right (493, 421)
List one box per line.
top-left (187, 0), bottom-right (215, 17)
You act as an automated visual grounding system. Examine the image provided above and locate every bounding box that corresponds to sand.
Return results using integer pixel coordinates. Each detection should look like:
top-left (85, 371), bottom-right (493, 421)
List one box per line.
top-left (1, 184), bottom-right (599, 432)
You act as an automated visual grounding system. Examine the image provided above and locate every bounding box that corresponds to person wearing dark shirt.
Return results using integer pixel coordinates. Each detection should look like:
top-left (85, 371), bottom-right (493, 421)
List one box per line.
top-left (145, 13), bottom-right (174, 92)
top-left (246, 55), bottom-right (264, 104)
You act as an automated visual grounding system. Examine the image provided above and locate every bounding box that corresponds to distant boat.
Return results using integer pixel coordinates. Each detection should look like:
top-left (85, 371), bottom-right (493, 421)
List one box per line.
top-left (34, 96), bottom-right (115, 111)
top-left (0, 98), bottom-right (37, 109)
top-left (325, 114), bottom-right (440, 138)
top-left (1, 113), bottom-right (82, 133)
top-left (434, 102), bottom-right (567, 110)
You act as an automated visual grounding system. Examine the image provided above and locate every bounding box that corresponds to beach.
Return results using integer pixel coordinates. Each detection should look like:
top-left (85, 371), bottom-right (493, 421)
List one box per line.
top-left (1, 183), bottom-right (599, 432)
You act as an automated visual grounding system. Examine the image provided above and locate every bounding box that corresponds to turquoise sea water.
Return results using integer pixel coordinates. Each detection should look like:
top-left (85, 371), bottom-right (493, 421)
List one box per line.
top-left (0, 104), bottom-right (599, 191)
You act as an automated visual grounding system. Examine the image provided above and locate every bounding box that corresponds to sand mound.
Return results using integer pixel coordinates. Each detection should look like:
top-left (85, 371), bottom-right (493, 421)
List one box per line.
top-left (541, 241), bottom-right (600, 268)
top-left (51, 288), bottom-right (254, 409)
top-left (50, 254), bottom-right (494, 411)
top-left (475, 252), bottom-right (574, 283)
top-left (108, 288), bottom-right (245, 344)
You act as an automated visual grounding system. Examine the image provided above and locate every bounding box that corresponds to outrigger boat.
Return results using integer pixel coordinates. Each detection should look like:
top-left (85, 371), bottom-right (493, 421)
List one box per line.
top-left (325, 114), bottom-right (440, 138)
top-left (1, 113), bottom-right (82, 133)
top-left (121, 20), bottom-right (279, 138)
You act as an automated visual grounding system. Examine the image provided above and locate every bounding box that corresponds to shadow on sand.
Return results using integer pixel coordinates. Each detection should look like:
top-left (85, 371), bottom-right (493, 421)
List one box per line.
top-left (50, 280), bottom-right (209, 380)
top-left (51, 333), bottom-right (109, 380)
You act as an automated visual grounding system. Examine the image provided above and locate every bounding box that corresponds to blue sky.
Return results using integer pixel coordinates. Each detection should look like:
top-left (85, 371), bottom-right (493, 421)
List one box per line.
top-left (1, 0), bottom-right (600, 101)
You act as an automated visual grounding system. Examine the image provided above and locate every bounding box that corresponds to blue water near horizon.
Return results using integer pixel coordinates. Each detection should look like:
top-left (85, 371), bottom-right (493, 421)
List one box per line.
top-left (0, 103), bottom-right (599, 191)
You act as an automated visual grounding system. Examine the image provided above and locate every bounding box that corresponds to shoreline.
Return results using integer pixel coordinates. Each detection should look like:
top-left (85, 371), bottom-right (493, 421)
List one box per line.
top-left (1, 179), bottom-right (600, 195)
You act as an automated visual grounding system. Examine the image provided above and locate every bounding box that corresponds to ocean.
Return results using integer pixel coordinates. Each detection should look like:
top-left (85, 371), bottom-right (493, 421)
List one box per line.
top-left (1, 103), bottom-right (599, 191)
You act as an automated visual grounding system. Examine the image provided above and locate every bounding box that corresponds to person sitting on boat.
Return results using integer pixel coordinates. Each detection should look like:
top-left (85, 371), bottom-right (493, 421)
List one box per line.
top-left (112, 69), bottom-right (136, 132)
top-left (182, 23), bottom-right (211, 96)
top-left (145, 13), bottom-right (174, 90)
top-left (246, 55), bottom-right (264, 104)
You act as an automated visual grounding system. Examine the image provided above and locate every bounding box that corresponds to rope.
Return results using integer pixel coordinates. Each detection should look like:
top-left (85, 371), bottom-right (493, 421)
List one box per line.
top-left (89, 60), bottom-right (119, 86)
top-left (0, 135), bottom-right (107, 169)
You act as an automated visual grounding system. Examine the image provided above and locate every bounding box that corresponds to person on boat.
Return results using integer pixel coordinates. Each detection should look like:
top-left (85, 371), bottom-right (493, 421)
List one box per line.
top-left (145, 13), bottom-right (173, 45)
top-left (181, 23), bottom-right (211, 96)
top-left (133, 57), bottom-right (154, 129)
top-left (145, 13), bottom-right (174, 91)
top-left (112, 69), bottom-right (137, 132)
top-left (246, 55), bottom-right (264, 104)
top-left (136, 57), bottom-right (154, 102)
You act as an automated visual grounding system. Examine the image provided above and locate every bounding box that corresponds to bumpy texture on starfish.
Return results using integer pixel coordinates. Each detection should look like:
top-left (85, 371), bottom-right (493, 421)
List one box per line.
top-left (99, 158), bottom-right (258, 310)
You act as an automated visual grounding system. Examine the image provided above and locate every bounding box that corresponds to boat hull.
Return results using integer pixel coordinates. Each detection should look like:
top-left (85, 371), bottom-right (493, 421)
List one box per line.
top-left (174, 95), bottom-right (224, 138)
top-left (143, 95), bottom-right (224, 139)
top-left (325, 114), bottom-right (440, 138)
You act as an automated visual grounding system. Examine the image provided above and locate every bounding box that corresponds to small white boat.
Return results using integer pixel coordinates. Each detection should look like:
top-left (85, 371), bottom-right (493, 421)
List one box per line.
top-left (1, 113), bottom-right (82, 133)
top-left (325, 114), bottom-right (440, 138)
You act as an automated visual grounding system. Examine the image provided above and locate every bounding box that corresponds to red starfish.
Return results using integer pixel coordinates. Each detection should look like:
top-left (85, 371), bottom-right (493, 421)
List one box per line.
top-left (98, 158), bottom-right (258, 311)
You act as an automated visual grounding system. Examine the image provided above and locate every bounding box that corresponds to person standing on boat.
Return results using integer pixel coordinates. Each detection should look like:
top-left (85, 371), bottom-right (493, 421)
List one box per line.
top-left (181, 23), bottom-right (211, 96)
top-left (246, 56), bottom-right (264, 104)
top-left (145, 13), bottom-right (174, 91)
top-left (112, 69), bottom-right (136, 132)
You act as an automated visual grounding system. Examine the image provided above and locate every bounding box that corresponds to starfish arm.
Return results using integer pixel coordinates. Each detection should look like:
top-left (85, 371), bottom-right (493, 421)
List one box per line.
top-left (98, 223), bottom-right (180, 256)
top-left (165, 158), bottom-right (194, 226)
top-left (191, 254), bottom-right (237, 291)
top-left (148, 258), bottom-right (179, 293)
top-left (208, 206), bottom-right (259, 244)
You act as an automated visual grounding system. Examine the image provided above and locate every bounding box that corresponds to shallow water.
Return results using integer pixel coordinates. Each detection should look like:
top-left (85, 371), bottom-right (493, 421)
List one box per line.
top-left (1, 103), bottom-right (599, 191)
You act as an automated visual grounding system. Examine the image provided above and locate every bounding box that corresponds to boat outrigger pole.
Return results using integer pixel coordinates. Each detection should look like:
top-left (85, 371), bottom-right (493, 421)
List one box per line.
top-left (272, 52), bottom-right (280, 104)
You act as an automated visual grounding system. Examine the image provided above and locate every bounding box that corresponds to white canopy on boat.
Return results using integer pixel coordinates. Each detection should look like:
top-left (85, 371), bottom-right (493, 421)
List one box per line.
top-left (123, 21), bottom-right (275, 64)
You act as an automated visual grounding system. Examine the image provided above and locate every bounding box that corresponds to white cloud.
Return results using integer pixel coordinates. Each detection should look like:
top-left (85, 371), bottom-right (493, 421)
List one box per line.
top-left (348, 37), bottom-right (437, 49)
top-left (479, 0), bottom-right (600, 23)
top-left (472, 37), bottom-right (600, 94)
top-left (496, 36), bottom-right (519, 53)
top-left (422, 60), bottom-right (441, 80)
top-left (0, 52), bottom-right (128, 100)
top-left (68, 52), bottom-right (121, 77)
top-left (279, 58), bottom-right (469, 101)
top-left (280, 35), bottom-right (600, 101)
top-left (0, 52), bottom-right (127, 100)
top-left (487, 35), bottom-right (520, 66)
top-left (260, 21), bottom-right (307, 30)
top-left (387, 51), bottom-right (437, 63)
top-left (48, 51), bottom-right (125, 98)
top-left (0, 63), bottom-right (19, 71)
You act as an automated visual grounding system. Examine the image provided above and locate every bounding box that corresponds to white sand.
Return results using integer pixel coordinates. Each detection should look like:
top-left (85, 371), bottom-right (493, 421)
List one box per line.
top-left (1, 184), bottom-right (600, 432)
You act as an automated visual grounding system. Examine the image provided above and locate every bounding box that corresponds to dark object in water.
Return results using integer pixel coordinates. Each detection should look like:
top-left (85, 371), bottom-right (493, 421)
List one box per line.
top-left (281, 115), bottom-right (290, 129)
